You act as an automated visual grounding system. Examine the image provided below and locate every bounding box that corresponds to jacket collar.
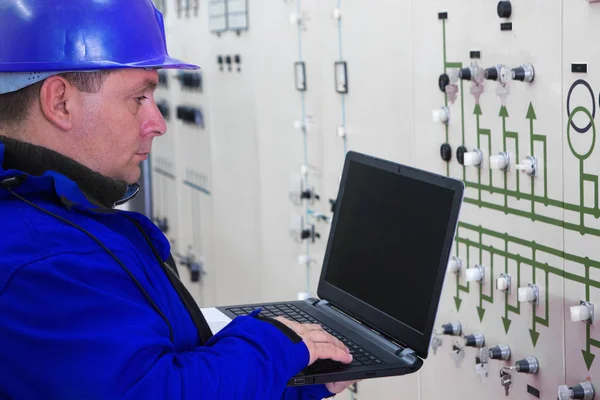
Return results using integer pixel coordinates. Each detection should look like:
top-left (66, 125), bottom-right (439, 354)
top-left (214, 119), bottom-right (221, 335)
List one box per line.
top-left (0, 136), bottom-right (139, 209)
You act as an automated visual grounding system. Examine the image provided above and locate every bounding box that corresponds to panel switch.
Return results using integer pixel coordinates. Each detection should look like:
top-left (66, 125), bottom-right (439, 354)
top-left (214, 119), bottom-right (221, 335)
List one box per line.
top-left (558, 382), bottom-right (596, 400)
top-left (515, 356), bottom-right (539, 374)
top-left (441, 321), bottom-right (462, 336)
top-left (463, 149), bottom-right (483, 168)
top-left (489, 344), bottom-right (511, 361)
top-left (466, 265), bottom-right (485, 283)
top-left (518, 283), bottom-right (539, 305)
top-left (464, 333), bottom-right (485, 348)
top-left (570, 301), bottom-right (595, 324)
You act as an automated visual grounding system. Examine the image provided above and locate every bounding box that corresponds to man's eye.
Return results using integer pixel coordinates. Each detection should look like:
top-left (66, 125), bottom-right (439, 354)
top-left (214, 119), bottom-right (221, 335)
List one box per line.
top-left (135, 96), bottom-right (149, 104)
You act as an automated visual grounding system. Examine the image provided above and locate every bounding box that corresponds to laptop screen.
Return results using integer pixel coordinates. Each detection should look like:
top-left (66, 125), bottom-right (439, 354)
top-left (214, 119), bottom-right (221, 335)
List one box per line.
top-left (323, 158), bottom-right (456, 336)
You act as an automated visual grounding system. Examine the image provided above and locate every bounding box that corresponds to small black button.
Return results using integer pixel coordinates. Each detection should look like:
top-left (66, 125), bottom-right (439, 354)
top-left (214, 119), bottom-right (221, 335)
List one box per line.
top-left (497, 1), bottom-right (512, 18)
top-left (440, 143), bottom-right (452, 162)
top-left (439, 73), bottom-right (450, 93)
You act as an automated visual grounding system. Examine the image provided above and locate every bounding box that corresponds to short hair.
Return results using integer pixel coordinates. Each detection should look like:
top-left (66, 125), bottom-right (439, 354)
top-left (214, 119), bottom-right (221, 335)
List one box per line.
top-left (0, 70), bottom-right (113, 127)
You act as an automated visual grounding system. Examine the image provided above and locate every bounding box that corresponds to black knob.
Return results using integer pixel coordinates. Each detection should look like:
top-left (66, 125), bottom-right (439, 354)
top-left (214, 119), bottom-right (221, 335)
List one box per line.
top-left (300, 229), bottom-right (311, 240)
top-left (484, 67), bottom-right (499, 81)
top-left (456, 145), bottom-right (467, 165)
top-left (497, 1), bottom-right (512, 18)
top-left (225, 55), bottom-right (232, 64)
top-left (571, 384), bottom-right (585, 399)
top-left (458, 67), bottom-right (471, 81)
top-left (512, 66), bottom-right (525, 81)
top-left (217, 55), bottom-right (223, 64)
top-left (440, 143), bottom-right (452, 162)
top-left (464, 334), bottom-right (477, 347)
top-left (234, 54), bottom-right (241, 64)
top-left (515, 359), bottom-right (530, 373)
top-left (438, 73), bottom-right (450, 93)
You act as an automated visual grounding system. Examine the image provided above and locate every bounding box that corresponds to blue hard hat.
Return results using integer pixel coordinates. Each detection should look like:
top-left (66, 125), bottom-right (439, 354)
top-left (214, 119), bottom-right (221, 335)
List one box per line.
top-left (0, 0), bottom-right (198, 93)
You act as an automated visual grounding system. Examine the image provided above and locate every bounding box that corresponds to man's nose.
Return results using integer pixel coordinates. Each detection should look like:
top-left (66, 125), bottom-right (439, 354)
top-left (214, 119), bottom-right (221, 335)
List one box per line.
top-left (142, 102), bottom-right (168, 137)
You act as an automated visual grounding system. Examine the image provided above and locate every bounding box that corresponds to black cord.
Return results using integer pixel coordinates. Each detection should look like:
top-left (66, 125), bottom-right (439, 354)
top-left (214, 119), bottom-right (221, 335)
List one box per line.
top-left (4, 184), bottom-right (175, 342)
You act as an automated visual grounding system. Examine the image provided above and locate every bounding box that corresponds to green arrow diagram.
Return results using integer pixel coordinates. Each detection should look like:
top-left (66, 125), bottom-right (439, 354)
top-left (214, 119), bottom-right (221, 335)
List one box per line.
top-left (502, 316), bottom-right (512, 333)
top-left (526, 102), bottom-right (537, 120)
top-left (454, 296), bottom-right (463, 312)
top-left (477, 306), bottom-right (486, 322)
top-left (584, 323), bottom-right (599, 370)
top-left (529, 329), bottom-right (540, 347)
top-left (499, 105), bottom-right (509, 118)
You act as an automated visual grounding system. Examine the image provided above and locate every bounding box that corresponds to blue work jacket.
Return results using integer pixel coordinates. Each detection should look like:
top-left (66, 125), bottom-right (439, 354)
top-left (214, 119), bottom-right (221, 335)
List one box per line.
top-left (0, 141), bottom-right (333, 399)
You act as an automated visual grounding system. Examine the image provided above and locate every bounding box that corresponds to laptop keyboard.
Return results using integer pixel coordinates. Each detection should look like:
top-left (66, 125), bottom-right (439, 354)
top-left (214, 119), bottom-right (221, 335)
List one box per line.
top-left (226, 303), bottom-right (384, 370)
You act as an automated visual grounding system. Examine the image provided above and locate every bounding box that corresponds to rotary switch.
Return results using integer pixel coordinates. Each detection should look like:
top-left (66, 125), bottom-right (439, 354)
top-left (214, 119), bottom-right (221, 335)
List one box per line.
top-left (441, 321), bottom-right (462, 336)
top-left (489, 344), bottom-right (511, 361)
top-left (464, 333), bottom-right (485, 348)
top-left (497, 1), bottom-right (512, 18)
top-left (558, 382), bottom-right (596, 400)
top-left (515, 356), bottom-right (539, 374)
top-left (512, 64), bottom-right (535, 83)
top-left (440, 143), bottom-right (452, 162)
top-left (485, 65), bottom-right (503, 81)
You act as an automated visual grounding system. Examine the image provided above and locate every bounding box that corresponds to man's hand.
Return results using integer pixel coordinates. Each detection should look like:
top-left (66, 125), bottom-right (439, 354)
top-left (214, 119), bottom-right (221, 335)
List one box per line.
top-left (325, 380), bottom-right (360, 394)
top-left (274, 317), bottom-right (352, 365)
top-left (274, 318), bottom-right (362, 395)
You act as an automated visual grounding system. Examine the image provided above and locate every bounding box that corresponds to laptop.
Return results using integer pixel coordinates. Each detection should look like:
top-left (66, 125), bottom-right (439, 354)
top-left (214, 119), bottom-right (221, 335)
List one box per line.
top-left (201, 151), bottom-right (464, 386)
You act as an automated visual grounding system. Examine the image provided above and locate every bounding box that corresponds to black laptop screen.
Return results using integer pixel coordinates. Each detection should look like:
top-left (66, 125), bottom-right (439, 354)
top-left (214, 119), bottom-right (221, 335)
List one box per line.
top-left (324, 160), bottom-right (455, 334)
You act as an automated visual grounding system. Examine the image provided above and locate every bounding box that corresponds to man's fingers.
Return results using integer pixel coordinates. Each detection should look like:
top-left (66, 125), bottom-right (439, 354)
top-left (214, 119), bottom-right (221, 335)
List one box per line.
top-left (314, 342), bottom-right (353, 364)
top-left (302, 323), bottom-right (324, 332)
top-left (274, 317), bottom-right (303, 331)
top-left (304, 331), bottom-right (349, 353)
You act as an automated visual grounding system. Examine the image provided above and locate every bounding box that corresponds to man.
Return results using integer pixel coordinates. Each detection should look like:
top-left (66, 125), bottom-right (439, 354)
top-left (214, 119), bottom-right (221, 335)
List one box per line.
top-left (0, 1), bottom-right (356, 398)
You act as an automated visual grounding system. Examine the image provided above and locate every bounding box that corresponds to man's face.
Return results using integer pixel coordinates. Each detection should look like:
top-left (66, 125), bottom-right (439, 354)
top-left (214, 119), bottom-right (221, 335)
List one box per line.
top-left (76, 69), bottom-right (167, 184)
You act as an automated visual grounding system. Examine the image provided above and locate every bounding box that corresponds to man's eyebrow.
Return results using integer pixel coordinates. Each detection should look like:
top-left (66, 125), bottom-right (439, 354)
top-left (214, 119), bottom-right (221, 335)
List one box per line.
top-left (130, 78), bottom-right (158, 93)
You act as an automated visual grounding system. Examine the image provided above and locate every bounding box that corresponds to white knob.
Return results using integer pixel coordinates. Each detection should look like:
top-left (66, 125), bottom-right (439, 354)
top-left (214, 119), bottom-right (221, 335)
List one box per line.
top-left (448, 258), bottom-right (461, 274)
top-left (490, 154), bottom-right (508, 170)
top-left (300, 164), bottom-right (309, 176)
top-left (463, 151), bottom-right (482, 167)
top-left (497, 277), bottom-right (509, 291)
top-left (516, 159), bottom-right (535, 174)
top-left (432, 107), bottom-right (450, 123)
top-left (518, 286), bottom-right (536, 302)
top-left (289, 13), bottom-right (300, 25)
top-left (337, 126), bottom-right (347, 138)
top-left (333, 8), bottom-right (342, 19)
top-left (466, 267), bottom-right (483, 282)
top-left (294, 120), bottom-right (305, 130)
top-left (571, 305), bottom-right (592, 322)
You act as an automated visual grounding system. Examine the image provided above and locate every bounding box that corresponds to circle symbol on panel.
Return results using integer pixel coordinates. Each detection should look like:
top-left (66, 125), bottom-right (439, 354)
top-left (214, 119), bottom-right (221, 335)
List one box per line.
top-left (567, 106), bottom-right (596, 160)
top-left (566, 79), bottom-right (596, 134)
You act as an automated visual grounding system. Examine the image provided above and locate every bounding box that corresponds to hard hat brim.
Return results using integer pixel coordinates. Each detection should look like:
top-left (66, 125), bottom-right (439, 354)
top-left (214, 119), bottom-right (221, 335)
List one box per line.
top-left (0, 57), bottom-right (200, 73)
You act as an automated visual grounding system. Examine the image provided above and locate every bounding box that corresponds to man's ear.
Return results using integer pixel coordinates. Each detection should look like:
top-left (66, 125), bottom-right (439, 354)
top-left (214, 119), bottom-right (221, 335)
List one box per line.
top-left (39, 76), bottom-right (76, 131)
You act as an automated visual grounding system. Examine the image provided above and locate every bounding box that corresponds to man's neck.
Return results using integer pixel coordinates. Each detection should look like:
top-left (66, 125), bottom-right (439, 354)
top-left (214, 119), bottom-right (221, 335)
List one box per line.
top-left (0, 135), bottom-right (131, 208)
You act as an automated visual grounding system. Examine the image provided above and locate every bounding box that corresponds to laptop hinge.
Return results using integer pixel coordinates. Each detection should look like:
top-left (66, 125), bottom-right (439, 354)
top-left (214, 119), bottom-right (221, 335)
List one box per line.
top-left (313, 299), bottom-right (413, 359)
top-left (395, 348), bottom-right (417, 364)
